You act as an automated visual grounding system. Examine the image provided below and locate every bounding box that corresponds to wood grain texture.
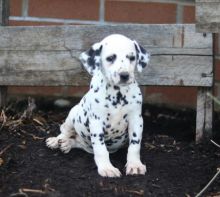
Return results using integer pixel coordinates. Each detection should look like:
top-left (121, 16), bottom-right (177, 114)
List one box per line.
top-left (0, 0), bottom-right (9, 107)
top-left (196, 87), bottom-right (213, 143)
top-left (196, 0), bottom-right (220, 32)
top-left (0, 24), bottom-right (213, 86)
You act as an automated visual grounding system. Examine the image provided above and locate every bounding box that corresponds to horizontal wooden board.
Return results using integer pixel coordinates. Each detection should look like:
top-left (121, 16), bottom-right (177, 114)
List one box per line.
top-left (0, 24), bottom-right (213, 86)
top-left (196, 0), bottom-right (220, 32)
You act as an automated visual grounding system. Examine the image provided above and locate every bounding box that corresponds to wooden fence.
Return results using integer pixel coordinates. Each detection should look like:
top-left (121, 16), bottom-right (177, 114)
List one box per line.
top-left (0, 0), bottom-right (214, 143)
top-left (196, 0), bottom-right (220, 32)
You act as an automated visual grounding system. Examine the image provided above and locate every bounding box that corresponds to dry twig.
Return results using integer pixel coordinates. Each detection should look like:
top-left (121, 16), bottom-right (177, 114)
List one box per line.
top-left (195, 168), bottom-right (220, 197)
top-left (0, 110), bottom-right (7, 131)
top-left (19, 188), bottom-right (46, 194)
top-left (20, 129), bottom-right (45, 140)
top-left (207, 93), bottom-right (220, 105)
top-left (211, 140), bottom-right (220, 149)
top-left (125, 189), bottom-right (144, 196)
top-left (0, 144), bottom-right (13, 156)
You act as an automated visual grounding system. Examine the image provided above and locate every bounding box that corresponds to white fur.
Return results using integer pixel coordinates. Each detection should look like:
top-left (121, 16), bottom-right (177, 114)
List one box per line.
top-left (46, 34), bottom-right (150, 177)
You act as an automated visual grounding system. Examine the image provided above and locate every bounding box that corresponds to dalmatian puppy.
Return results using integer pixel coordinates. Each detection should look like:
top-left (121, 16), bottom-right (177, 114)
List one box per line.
top-left (46, 34), bottom-right (150, 177)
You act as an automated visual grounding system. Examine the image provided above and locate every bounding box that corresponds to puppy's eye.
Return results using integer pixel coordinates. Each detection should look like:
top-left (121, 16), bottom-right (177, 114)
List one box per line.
top-left (106, 54), bottom-right (116, 63)
top-left (129, 56), bottom-right (135, 61)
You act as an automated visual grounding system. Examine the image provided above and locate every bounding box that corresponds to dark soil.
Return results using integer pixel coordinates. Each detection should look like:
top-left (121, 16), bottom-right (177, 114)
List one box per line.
top-left (1, 98), bottom-right (220, 197)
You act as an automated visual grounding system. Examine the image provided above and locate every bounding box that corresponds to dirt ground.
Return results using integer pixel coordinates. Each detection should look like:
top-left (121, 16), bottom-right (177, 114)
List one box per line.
top-left (1, 98), bottom-right (220, 197)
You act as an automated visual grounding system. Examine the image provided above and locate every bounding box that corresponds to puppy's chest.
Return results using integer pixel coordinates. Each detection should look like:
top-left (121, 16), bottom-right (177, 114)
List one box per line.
top-left (102, 99), bottom-right (130, 139)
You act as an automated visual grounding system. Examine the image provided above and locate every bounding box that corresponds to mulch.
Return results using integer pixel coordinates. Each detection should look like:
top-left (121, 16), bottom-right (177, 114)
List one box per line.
top-left (0, 98), bottom-right (220, 197)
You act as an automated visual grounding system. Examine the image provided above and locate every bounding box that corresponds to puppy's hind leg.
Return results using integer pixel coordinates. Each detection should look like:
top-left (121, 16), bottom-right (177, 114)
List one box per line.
top-left (46, 106), bottom-right (79, 153)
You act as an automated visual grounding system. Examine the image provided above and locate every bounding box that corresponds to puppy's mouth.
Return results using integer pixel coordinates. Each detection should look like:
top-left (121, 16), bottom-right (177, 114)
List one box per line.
top-left (118, 81), bottom-right (132, 86)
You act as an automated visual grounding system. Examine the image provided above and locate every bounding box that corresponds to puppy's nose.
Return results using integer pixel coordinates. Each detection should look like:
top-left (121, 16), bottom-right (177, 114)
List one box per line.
top-left (119, 72), bottom-right (129, 82)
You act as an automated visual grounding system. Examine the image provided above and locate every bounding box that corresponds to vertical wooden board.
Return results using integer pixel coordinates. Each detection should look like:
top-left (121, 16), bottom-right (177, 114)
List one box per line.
top-left (196, 88), bottom-right (206, 143)
top-left (0, 0), bottom-right (9, 107)
top-left (196, 87), bottom-right (213, 143)
top-left (205, 88), bottom-right (213, 139)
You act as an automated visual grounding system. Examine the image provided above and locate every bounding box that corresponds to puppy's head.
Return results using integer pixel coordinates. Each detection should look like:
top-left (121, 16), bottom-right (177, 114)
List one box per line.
top-left (80, 34), bottom-right (150, 85)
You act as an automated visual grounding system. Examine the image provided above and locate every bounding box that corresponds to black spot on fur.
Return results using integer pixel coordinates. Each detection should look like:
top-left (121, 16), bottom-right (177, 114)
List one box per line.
top-left (123, 114), bottom-right (127, 119)
top-left (95, 98), bottom-right (100, 103)
top-left (78, 116), bottom-right (82, 123)
top-left (112, 91), bottom-right (128, 106)
top-left (134, 43), bottom-right (140, 53)
top-left (94, 87), bottom-right (99, 93)
top-left (88, 48), bottom-right (95, 57)
top-left (130, 139), bottom-right (140, 144)
top-left (81, 132), bottom-right (86, 138)
top-left (113, 85), bottom-right (120, 90)
top-left (139, 45), bottom-right (146, 54)
top-left (106, 124), bottom-right (111, 129)
top-left (84, 118), bottom-right (89, 128)
top-left (139, 61), bottom-right (147, 68)
top-left (87, 57), bottom-right (95, 69)
top-left (103, 127), bottom-right (108, 135)
top-left (106, 95), bottom-right (111, 101)
top-left (104, 104), bottom-right (109, 108)
top-left (99, 133), bottom-right (104, 141)
top-left (133, 132), bottom-right (137, 137)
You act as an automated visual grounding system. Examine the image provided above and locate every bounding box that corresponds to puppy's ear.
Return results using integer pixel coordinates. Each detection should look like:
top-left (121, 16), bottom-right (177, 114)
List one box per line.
top-left (79, 42), bottom-right (103, 75)
top-left (133, 40), bottom-right (150, 73)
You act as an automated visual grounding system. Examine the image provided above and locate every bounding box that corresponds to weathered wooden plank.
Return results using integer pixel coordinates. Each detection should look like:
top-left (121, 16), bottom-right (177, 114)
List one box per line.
top-left (0, 0), bottom-right (9, 26)
top-left (0, 0), bottom-right (9, 108)
top-left (139, 55), bottom-right (213, 87)
top-left (204, 88), bottom-right (213, 139)
top-left (0, 24), bottom-right (213, 87)
top-left (0, 24), bottom-right (212, 54)
top-left (196, 0), bottom-right (220, 32)
top-left (196, 87), bottom-right (213, 143)
top-left (0, 51), bottom-right (213, 86)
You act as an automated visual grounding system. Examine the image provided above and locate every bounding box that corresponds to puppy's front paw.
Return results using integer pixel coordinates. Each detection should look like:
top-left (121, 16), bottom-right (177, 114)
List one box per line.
top-left (98, 165), bottom-right (121, 178)
top-left (126, 161), bottom-right (146, 175)
top-left (58, 139), bottom-right (72, 154)
top-left (46, 137), bottom-right (59, 149)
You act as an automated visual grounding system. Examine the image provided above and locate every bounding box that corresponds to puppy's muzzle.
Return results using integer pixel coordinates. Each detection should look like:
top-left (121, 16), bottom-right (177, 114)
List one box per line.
top-left (119, 72), bottom-right (130, 83)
